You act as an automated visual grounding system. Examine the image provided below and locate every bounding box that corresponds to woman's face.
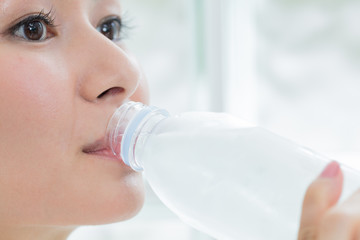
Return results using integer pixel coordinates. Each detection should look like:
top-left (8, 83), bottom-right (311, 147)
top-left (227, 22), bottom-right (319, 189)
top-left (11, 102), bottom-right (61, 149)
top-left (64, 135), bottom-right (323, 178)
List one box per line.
top-left (0, 0), bottom-right (148, 226)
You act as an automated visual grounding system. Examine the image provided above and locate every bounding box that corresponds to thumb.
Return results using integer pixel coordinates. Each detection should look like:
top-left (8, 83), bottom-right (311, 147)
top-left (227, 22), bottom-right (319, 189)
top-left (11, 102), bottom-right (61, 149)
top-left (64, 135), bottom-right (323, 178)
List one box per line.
top-left (297, 161), bottom-right (343, 240)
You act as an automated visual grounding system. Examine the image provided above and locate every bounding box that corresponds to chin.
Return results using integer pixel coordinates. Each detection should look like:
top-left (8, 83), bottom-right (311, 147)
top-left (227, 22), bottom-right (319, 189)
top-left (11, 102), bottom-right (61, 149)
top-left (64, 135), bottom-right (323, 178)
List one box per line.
top-left (50, 173), bottom-right (147, 226)
top-left (87, 180), bottom-right (146, 225)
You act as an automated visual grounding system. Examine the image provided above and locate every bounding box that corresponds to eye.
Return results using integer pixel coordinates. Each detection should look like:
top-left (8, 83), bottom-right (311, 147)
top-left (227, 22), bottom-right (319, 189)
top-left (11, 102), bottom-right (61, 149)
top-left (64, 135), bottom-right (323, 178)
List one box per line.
top-left (14, 20), bottom-right (47, 41)
top-left (8, 10), bottom-right (56, 42)
top-left (97, 17), bottom-right (122, 41)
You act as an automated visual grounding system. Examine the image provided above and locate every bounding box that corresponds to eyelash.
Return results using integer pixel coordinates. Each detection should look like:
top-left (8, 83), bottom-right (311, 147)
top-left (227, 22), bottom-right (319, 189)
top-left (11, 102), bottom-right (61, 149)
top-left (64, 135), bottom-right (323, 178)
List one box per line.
top-left (7, 9), bottom-right (56, 39)
top-left (4, 10), bottom-right (132, 43)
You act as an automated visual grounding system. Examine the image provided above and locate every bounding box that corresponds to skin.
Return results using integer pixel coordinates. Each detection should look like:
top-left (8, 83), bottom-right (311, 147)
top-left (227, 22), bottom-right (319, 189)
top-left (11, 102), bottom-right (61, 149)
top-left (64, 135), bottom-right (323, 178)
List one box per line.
top-left (0, 0), bottom-right (148, 239)
top-left (298, 161), bottom-right (360, 240)
top-left (0, 1), bottom-right (359, 240)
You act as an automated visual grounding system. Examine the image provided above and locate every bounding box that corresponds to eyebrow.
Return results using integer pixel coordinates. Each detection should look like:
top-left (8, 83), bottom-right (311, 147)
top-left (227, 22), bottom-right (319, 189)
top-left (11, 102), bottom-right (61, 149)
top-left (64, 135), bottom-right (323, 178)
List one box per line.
top-left (91, 0), bottom-right (121, 6)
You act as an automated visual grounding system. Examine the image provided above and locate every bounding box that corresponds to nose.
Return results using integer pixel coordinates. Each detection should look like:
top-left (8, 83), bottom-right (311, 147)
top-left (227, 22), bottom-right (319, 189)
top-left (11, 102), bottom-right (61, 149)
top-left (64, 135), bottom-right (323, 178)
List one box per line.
top-left (68, 23), bottom-right (140, 105)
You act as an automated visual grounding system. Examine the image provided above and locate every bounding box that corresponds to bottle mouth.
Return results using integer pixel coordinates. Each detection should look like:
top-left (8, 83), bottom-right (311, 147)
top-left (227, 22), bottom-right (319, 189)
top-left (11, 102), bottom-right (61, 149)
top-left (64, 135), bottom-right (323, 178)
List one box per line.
top-left (107, 102), bottom-right (146, 159)
top-left (106, 101), bottom-right (169, 172)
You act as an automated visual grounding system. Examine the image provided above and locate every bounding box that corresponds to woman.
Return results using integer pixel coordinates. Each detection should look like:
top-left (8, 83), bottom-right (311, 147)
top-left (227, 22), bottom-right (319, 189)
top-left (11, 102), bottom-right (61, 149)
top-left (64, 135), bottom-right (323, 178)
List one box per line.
top-left (0, 0), bottom-right (357, 239)
top-left (0, 0), bottom-right (147, 239)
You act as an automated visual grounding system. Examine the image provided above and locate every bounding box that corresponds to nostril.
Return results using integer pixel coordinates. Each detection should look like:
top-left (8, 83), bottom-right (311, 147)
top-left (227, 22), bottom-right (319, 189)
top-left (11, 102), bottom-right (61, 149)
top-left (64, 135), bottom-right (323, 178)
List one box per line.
top-left (97, 87), bottom-right (124, 99)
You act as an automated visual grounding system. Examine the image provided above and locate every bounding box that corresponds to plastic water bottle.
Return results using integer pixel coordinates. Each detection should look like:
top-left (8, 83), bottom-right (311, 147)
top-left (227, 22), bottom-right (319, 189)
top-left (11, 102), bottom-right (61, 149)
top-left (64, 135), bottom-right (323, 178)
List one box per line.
top-left (106, 101), bottom-right (360, 240)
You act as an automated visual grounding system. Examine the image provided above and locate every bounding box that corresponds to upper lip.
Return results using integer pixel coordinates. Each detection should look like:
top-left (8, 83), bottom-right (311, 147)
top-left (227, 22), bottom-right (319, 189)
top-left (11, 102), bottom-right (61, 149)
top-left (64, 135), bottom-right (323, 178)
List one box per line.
top-left (82, 138), bottom-right (110, 154)
top-left (81, 103), bottom-right (125, 156)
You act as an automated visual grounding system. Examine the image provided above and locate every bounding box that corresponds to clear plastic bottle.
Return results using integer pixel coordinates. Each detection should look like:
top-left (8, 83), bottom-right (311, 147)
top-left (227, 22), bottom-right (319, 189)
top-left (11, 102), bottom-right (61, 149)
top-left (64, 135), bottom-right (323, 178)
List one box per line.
top-left (106, 101), bottom-right (360, 240)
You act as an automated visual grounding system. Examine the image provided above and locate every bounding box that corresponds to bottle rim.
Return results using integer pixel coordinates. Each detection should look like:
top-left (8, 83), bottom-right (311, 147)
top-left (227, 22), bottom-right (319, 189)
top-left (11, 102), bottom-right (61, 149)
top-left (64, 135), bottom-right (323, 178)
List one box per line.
top-left (107, 101), bottom-right (169, 172)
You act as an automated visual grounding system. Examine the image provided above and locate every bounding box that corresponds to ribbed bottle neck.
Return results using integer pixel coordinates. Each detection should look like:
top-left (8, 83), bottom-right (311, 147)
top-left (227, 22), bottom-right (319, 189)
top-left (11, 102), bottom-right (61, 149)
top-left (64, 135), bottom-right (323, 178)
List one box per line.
top-left (106, 101), bottom-right (169, 171)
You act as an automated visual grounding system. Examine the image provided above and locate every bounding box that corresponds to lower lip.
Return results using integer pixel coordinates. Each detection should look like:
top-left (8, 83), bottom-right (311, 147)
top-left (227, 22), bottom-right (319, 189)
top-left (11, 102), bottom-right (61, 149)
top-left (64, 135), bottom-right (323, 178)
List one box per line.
top-left (84, 148), bottom-right (123, 162)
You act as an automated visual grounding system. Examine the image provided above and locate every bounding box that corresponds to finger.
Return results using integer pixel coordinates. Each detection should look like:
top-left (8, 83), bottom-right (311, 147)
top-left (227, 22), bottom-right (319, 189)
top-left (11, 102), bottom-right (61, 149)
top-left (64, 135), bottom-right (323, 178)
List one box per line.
top-left (317, 210), bottom-right (354, 240)
top-left (318, 189), bottom-right (360, 240)
top-left (298, 161), bottom-right (344, 240)
top-left (355, 220), bottom-right (360, 240)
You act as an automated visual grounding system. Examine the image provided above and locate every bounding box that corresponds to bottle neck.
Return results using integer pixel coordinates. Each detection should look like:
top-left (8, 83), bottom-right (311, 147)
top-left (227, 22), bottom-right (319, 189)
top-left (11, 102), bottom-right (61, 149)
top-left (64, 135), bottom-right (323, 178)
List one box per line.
top-left (106, 101), bottom-right (169, 171)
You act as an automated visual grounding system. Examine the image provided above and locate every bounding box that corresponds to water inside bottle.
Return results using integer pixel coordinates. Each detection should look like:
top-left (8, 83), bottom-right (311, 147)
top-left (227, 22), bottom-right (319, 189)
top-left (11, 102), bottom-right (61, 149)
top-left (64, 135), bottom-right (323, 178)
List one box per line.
top-left (139, 125), bottom-right (328, 239)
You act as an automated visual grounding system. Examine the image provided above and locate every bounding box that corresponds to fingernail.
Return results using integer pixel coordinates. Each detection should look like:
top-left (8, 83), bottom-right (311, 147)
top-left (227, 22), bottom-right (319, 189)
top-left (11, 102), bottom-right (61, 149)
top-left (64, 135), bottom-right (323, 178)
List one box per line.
top-left (320, 161), bottom-right (340, 178)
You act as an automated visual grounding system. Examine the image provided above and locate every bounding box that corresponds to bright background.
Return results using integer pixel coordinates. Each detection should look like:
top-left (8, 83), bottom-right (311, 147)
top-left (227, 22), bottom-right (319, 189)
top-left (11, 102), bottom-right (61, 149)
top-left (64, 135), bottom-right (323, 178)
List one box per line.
top-left (69, 0), bottom-right (360, 239)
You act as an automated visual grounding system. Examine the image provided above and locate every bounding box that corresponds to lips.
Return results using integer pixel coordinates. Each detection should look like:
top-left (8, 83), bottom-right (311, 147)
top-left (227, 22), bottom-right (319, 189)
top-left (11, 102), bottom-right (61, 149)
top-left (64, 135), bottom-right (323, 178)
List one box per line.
top-left (82, 138), bottom-right (118, 159)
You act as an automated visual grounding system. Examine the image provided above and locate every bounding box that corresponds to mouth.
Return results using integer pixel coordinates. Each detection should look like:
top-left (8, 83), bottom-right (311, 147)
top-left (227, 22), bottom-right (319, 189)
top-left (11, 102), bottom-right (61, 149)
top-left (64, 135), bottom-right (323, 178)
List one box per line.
top-left (82, 138), bottom-right (118, 160)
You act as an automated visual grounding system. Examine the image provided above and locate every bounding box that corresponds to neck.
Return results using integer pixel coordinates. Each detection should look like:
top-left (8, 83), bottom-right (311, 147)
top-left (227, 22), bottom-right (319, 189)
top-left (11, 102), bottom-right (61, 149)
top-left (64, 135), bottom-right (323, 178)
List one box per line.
top-left (0, 225), bottom-right (76, 240)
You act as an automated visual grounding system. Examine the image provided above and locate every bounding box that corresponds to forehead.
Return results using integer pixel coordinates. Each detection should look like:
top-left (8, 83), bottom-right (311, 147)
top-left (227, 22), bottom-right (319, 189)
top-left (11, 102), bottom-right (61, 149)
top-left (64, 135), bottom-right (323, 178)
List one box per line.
top-left (0, 0), bottom-right (122, 10)
top-left (0, 0), bottom-right (50, 18)
top-left (0, 0), bottom-right (122, 18)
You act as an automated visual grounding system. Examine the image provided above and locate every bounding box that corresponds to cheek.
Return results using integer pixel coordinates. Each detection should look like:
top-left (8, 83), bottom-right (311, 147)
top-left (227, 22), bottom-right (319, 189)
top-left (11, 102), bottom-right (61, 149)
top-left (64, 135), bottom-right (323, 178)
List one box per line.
top-left (0, 54), bottom-right (66, 115)
top-left (0, 52), bottom-right (73, 217)
top-left (0, 53), bottom-right (72, 142)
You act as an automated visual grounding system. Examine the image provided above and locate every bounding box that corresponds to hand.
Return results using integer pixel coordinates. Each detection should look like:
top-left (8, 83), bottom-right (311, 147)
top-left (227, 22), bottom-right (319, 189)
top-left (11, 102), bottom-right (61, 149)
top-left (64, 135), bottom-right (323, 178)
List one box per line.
top-left (298, 161), bottom-right (360, 239)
